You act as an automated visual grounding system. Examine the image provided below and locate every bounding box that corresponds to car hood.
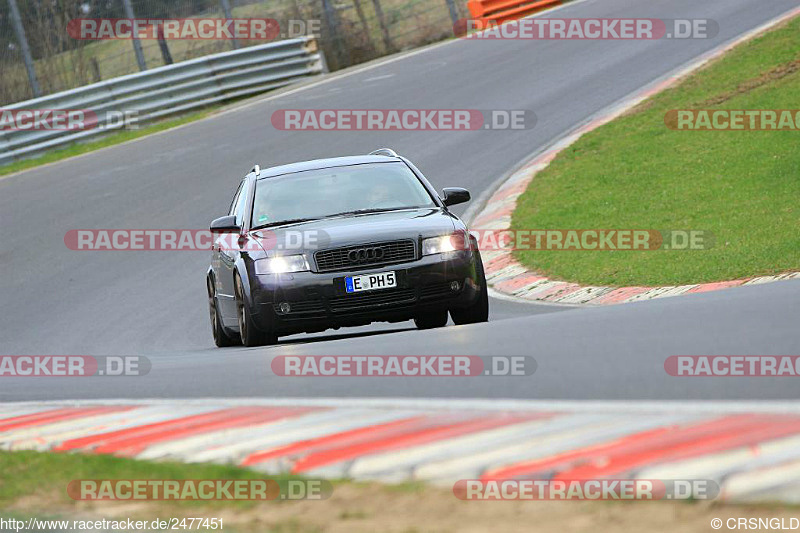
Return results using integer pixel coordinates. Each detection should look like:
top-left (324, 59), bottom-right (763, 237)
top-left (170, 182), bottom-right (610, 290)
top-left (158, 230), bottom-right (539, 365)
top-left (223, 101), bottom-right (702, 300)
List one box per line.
top-left (250, 207), bottom-right (457, 255)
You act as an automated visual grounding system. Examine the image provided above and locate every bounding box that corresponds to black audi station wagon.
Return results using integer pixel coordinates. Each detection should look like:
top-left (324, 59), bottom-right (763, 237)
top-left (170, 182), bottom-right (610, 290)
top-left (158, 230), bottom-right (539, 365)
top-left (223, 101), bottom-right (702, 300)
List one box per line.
top-left (206, 149), bottom-right (489, 347)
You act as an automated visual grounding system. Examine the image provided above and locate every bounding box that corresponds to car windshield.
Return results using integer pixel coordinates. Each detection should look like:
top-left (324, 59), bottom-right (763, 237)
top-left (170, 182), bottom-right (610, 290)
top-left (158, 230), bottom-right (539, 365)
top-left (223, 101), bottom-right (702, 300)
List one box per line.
top-left (251, 162), bottom-right (436, 228)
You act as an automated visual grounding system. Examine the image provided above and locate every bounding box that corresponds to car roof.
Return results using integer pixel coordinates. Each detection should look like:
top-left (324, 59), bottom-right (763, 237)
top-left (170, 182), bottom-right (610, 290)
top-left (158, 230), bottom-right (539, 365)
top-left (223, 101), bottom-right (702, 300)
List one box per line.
top-left (256, 155), bottom-right (403, 179)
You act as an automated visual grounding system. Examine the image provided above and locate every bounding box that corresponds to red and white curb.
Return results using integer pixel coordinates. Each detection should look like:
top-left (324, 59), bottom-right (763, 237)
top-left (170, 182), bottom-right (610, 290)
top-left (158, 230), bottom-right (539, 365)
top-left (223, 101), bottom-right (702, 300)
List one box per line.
top-left (3, 399), bottom-right (800, 503)
top-left (473, 5), bottom-right (800, 306)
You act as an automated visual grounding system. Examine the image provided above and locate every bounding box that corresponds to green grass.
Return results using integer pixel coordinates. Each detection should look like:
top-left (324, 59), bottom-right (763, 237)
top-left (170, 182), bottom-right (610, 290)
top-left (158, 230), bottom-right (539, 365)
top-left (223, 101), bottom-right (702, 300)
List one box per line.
top-left (0, 450), bottom-right (316, 510)
top-left (1, 451), bottom-right (797, 531)
top-left (0, 110), bottom-right (211, 178)
top-left (511, 16), bottom-right (800, 287)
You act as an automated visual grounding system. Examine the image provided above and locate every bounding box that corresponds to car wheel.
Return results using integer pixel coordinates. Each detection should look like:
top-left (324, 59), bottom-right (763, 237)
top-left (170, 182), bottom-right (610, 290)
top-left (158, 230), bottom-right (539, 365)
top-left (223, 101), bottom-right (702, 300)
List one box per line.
top-left (450, 255), bottom-right (489, 325)
top-left (414, 308), bottom-right (449, 329)
top-left (208, 277), bottom-right (237, 347)
top-left (234, 274), bottom-right (277, 347)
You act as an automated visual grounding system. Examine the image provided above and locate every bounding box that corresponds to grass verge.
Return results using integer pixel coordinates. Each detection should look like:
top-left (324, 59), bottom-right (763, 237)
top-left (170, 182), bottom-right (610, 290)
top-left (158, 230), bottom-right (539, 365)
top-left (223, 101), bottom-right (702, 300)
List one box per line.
top-left (0, 110), bottom-right (212, 178)
top-left (1, 451), bottom-right (798, 533)
top-left (0, 450), bottom-right (308, 509)
top-left (511, 16), bottom-right (800, 287)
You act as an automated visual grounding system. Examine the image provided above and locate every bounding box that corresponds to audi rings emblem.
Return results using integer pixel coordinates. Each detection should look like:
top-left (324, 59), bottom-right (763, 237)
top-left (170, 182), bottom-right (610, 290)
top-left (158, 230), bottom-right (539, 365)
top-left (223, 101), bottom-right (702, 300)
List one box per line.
top-left (348, 247), bottom-right (385, 263)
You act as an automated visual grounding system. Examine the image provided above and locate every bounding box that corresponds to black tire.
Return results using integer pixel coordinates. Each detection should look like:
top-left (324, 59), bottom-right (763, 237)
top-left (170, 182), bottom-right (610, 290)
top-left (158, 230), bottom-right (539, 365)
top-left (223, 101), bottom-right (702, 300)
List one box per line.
top-left (234, 274), bottom-right (277, 347)
top-left (208, 277), bottom-right (237, 347)
top-left (450, 254), bottom-right (490, 325)
top-left (414, 308), bottom-right (449, 330)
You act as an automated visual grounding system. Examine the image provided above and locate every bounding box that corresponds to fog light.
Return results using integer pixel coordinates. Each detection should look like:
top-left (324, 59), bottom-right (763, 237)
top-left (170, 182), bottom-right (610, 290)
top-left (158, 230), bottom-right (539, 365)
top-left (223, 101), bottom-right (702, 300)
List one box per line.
top-left (450, 281), bottom-right (461, 292)
top-left (279, 302), bottom-right (291, 314)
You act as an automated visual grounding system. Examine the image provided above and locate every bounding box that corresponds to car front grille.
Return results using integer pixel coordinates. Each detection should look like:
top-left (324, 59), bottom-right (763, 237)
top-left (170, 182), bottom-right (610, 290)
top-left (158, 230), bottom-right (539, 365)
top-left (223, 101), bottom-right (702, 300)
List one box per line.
top-left (328, 288), bottom-right (416, 312)
top-left (273, 283), bottom-right (459, 319)
top-left (314, 240), bottom-right (417, 272)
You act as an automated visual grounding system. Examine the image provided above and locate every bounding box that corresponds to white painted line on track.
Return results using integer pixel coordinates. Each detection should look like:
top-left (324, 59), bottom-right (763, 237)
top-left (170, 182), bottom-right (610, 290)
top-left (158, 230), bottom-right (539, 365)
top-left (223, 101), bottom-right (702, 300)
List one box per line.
top-left (4, 397), bottom-right (800, 414)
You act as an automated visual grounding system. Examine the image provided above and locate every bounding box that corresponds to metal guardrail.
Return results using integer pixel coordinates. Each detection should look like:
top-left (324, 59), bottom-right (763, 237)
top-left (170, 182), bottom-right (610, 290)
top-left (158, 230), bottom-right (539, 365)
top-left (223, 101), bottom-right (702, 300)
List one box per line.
top-left (0, 36), bottom-right (326, 166)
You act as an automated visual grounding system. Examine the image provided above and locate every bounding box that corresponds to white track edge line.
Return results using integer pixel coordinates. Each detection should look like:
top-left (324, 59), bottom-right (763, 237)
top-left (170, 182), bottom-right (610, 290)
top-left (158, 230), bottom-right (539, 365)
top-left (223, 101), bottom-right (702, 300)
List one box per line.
top-left (3, 397), bottom-right (800, 414)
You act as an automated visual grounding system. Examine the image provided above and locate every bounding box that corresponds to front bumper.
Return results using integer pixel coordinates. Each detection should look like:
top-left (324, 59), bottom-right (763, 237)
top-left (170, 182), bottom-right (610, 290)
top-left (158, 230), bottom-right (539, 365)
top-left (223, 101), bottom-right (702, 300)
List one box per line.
top-left (249, 250), bottom-right (482, 335)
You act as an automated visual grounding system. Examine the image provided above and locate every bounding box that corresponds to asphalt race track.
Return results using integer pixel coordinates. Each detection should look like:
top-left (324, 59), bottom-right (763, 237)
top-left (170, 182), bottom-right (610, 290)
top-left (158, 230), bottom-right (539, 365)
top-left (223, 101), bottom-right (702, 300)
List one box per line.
top-left (1, 0), bottom-right (798, 402)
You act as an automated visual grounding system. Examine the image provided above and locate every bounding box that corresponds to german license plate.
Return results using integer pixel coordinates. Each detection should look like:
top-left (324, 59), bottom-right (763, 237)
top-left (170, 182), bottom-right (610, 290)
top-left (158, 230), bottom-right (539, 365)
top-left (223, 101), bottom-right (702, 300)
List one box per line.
top-left (345, 271), bottom-right (397, 293)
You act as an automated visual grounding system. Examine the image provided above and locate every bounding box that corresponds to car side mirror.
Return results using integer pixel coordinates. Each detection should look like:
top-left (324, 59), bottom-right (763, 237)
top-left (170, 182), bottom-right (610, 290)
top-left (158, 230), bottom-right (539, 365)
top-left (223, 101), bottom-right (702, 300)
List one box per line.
top-left (210, 215), bottom-right (240, 232)
top-left (442, 187), bottom-right (470, 207)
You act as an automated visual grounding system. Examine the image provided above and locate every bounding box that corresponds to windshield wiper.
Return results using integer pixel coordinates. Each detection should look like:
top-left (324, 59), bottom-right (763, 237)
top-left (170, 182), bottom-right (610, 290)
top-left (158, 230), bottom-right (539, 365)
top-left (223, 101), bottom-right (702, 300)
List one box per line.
top-left (253, 207), bottom-right (424, 229)
top-left (252, 217), bottom-right (321, 230)
top-left (326, 206), bottom-right (421, 218)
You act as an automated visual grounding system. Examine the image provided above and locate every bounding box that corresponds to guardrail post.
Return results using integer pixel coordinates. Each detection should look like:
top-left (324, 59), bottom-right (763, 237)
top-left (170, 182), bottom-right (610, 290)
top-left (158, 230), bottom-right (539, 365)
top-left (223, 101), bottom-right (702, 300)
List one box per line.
top-left (353, 0), bottom-right (377, 53)
top-left (122, 0), bottom-right (148, 72)
top-left (321, 0), bottom-right (345, 68)
top-left (220, 0), bottom-right (240, 50)
top-left (370, 0), bottom-right (394, 53)
top-left (444, 0), bottom-right (459, 25)
top-left (7, 0), bottom-right (41, 98)
top-left (156, 24), bottom-right (174, 65)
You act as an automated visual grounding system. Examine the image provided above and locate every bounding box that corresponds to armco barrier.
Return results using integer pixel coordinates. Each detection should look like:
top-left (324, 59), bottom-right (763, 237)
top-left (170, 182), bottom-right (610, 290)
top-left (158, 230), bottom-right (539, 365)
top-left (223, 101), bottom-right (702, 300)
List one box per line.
top-left (467, 0), bottom-right (563, 25)
top-left (0, 37), bottom-right (326, 166)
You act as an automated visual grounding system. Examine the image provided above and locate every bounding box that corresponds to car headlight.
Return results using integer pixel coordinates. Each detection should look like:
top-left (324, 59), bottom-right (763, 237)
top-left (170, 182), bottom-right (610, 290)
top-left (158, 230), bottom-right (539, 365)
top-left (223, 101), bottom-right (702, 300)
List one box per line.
top-left (422, 233), bottom-right (468, 256)
top-left (255, 255), bottom-right (309, 275)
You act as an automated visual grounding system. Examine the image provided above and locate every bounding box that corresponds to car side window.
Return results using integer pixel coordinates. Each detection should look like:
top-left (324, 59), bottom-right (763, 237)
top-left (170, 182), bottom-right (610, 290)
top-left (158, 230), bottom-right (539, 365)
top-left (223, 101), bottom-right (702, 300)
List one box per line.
top-left (228, 182), bottom-right (244, 216)
top-left (233, 180), bottom-right (249, 227)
